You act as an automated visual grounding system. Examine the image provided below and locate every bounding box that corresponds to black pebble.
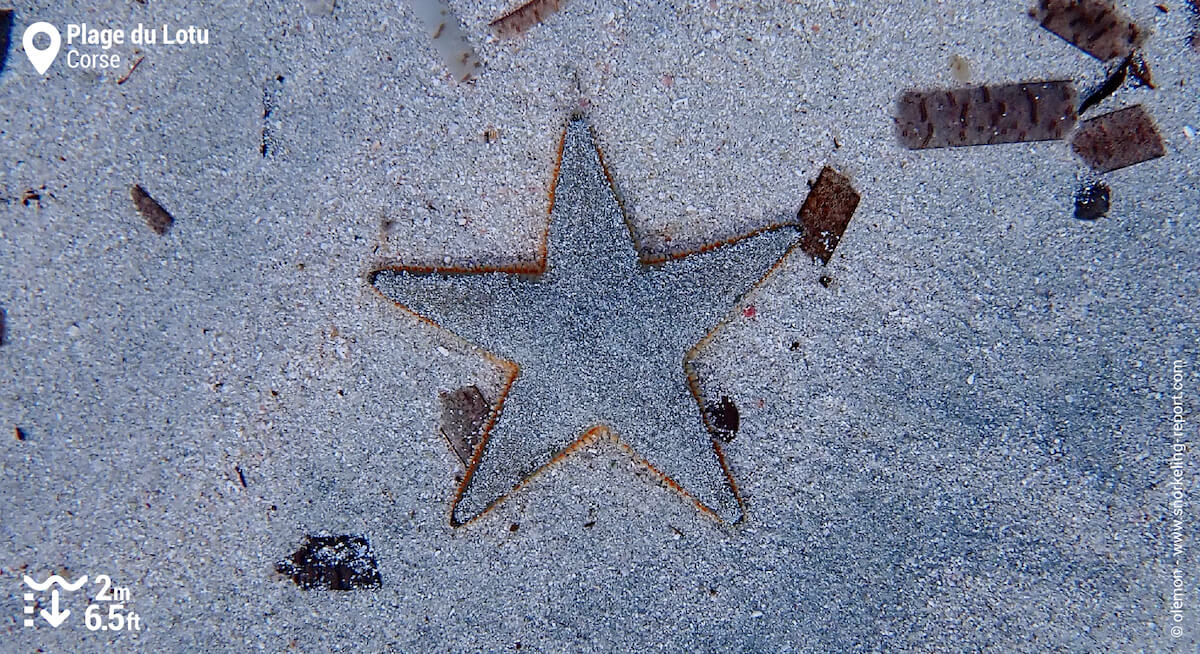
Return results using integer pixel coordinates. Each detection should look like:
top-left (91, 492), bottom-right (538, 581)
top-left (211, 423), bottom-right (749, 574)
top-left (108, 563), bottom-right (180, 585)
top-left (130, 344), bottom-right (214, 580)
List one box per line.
top-left (706, 396), bottom-right (740, 442)
top-left (277, 534), bottom-right (382, 590)
top-left (1074, 182), bottom-right (1111, 220)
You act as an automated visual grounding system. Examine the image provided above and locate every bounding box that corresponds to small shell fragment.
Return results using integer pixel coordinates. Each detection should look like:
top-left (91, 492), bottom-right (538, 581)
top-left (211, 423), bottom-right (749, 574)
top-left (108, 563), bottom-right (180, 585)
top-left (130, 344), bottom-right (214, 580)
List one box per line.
top-left (1070, 105), bottom-right (1165, 173)
top-left (949, 54), bottom-right (971, 83)
top-left (408, 0), bottom-right (482, 82)
top-left (298, 0), bottom-right (335, 15)
top-left (130, 184), bottom-right (174, 235)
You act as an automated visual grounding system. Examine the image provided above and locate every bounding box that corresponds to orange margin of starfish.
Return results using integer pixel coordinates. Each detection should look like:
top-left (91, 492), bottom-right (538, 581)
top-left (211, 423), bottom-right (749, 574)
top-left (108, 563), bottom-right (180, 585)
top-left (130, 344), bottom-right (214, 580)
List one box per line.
top-left (367, 117), bottom-right (808, 528)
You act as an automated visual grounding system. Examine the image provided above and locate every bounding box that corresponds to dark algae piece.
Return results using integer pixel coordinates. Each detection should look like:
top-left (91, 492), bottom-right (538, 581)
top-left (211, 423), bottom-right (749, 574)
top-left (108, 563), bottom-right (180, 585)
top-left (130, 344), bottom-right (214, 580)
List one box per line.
top-left (705, 396), bottom-right (739, 443)
top-left (1074, 182), bottom-right (1111, 220)
top-left (1190, 0), bottom-right (1200, 51)
top-left (1071, 105), bottom-right (1165, 172)
top-left (896, 82), bottom-right (1078, 149)
top-left (1030, 0), bottom-right (1145, 61)
top-left (798, 167), bottom-right (859, 264)
top-left (439, 385), bottom-right (489, 467)
top-left (1078, 55), bottom-right (1129, 116)
top-left (0, 10), bottom-right (12, 76)
top-left (130, 184), bottom-right (174, 235)
top-left (1079, 53), bottom-right (1156, 116)
top-left (491, 0), bottom-right (566, 37)
top-left (277, 534), bottom-right (382, 591)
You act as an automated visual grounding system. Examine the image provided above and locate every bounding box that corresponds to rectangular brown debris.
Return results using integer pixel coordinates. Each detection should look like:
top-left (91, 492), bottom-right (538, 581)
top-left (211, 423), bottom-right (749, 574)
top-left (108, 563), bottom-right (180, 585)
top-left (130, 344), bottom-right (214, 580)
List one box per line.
top-left (490, 0), bottom-right (566, 37)
top-left (798, 167), bottom-right (860, 265)
top-left (1030, 0), bottom-right (1146, 61)
top-left (1070, 104), bottom-right (1165, 172)
top-left (130, 184), bottom-right (174, 235)
top-left (896, 82), bottom-right (1078, 149)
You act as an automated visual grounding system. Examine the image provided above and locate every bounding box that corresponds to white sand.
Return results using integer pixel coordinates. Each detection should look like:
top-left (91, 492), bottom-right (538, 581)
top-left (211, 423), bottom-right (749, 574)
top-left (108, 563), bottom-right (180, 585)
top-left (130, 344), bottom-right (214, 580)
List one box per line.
top-left (1, 0), bottom-right (1197, 650)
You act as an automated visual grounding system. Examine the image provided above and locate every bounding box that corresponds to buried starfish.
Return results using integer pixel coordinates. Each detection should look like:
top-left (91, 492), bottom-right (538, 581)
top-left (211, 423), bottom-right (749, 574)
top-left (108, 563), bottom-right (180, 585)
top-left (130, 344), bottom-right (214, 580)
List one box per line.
top-left (373, 118), bottom-right (804, 526)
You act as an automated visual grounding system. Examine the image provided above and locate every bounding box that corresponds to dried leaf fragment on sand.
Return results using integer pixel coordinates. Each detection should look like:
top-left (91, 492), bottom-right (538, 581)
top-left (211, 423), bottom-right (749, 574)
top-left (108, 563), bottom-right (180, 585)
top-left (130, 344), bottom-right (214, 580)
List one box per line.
top-left (130, 184), bottom-right (175, 235)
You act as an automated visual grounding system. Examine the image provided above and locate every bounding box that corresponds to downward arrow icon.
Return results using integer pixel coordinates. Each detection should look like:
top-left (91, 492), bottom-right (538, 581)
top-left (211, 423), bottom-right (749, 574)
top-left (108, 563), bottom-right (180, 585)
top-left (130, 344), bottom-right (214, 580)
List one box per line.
top-left (40, 589), bottom-right (69, 628)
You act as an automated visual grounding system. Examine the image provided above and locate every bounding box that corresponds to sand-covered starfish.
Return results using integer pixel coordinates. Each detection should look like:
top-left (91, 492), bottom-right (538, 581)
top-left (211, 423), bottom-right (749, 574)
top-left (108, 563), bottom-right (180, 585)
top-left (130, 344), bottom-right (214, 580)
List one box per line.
top-left (373, 118), bottom-right (801, 526)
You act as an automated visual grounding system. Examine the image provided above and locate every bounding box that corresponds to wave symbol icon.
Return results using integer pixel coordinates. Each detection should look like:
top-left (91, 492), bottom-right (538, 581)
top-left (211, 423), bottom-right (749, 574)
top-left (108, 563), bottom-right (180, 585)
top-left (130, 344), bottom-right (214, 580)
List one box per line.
top-left (22, 574), bottom-right (88, 591)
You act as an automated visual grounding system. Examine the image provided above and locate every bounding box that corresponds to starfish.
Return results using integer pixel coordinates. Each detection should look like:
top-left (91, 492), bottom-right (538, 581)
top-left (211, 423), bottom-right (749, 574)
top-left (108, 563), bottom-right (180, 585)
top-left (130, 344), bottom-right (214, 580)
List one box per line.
top-left (372, 118), bottom-right (801, 526)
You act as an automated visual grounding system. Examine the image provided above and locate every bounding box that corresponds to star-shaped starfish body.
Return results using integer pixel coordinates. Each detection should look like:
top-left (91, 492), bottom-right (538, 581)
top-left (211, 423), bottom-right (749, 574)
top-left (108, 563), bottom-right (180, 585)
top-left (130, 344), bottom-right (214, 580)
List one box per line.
top-left (374, 118), bottom-right (801, 526)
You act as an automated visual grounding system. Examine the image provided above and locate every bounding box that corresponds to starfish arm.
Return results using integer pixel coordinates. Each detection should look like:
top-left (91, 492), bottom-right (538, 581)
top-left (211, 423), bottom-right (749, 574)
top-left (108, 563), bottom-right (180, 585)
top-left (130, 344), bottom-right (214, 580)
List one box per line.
top-left (540, 119), bottom-right (644, 283)
top-left (647, 225), bottom-right (803, 331)
top-left (372, 269), bottom-right (543, 355)
top-left (450, 360), bottom-right (743, 526)
top-left (449, 372), bottom-right (560, 524)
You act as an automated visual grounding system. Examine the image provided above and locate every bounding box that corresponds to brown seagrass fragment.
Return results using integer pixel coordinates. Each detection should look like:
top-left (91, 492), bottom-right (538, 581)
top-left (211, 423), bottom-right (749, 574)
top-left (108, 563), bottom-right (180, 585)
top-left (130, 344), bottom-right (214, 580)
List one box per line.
top-left (1070, 104), bottom-right (1165, 172)
top-left (1030, 0), bottom-right (1146, 61)
top-left (130, 184), bottom-right (174, 235)
top-left (895, 82), bottom-right (1078, 149)
top-left (439, 385), bottom-right (489, 466)
top-left (798, 167), bottom-right (859, 264)
top-left (491, 0), bottom-right (566, 37)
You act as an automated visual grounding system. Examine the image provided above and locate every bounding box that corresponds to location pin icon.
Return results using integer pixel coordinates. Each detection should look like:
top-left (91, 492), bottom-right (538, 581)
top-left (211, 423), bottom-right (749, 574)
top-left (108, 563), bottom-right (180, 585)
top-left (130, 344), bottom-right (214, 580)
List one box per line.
top-left (22, 22), bottom-right (61, 75)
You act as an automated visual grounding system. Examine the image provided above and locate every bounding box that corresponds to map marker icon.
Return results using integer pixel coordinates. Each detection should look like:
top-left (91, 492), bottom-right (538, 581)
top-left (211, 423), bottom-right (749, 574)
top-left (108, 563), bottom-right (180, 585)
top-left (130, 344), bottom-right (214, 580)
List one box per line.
top-left (22, 22), bottom-right (61, 74)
